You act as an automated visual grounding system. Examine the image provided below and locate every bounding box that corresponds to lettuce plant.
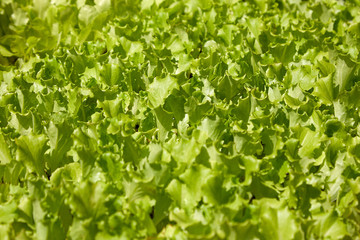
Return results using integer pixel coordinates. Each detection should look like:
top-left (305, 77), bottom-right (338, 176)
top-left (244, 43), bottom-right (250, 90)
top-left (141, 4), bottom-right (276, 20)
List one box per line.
top-left (1, 0), bottom-right (360, 239)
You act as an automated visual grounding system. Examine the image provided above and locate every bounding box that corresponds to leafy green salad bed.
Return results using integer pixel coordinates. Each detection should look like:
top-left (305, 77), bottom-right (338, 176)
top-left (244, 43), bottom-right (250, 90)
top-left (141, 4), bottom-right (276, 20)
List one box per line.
top-left (1, 0), bottom-right (360, 239)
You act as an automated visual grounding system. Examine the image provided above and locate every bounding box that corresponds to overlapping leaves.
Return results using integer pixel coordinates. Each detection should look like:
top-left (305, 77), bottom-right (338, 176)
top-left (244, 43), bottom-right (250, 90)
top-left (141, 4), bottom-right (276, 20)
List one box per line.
top-left (1, 0), bottom-right (360, 239)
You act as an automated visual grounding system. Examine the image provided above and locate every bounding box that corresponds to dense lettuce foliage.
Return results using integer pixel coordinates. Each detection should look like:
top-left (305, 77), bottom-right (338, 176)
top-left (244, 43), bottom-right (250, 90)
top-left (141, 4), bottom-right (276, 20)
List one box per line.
top-left (1, 0), bottom-right (360, 239)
